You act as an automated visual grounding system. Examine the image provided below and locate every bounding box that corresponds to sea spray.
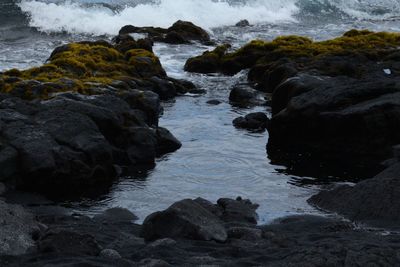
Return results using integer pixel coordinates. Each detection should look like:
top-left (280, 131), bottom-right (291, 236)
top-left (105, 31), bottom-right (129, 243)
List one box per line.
top-left (18, 0), bottom-right (299, 35)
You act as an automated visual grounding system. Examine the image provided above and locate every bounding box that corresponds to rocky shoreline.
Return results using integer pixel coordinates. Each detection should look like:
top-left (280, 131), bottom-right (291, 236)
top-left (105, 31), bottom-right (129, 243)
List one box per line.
top-left (2, 193), bottom-right (400, 266)
top-left (1, 21), bottom-right (400, 266)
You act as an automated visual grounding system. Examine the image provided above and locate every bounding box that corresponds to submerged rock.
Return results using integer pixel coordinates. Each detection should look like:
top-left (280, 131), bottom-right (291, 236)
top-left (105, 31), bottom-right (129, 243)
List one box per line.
top-left (233, 112), bottom-right (269, 131)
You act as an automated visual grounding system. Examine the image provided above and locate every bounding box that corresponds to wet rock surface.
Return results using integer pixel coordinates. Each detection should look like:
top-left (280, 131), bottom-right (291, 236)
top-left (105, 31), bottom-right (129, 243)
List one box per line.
top-left (119, 20), bottom-right (212, 45)
top-left (2, 198), bottom-right (400, 266)
top-left (233, 112), bottom-right (270, 131)
top-left (186, 30), bottom-right (400, 177)
top-left (0, 39), bottom-right (188, 198)
top-left (309, 159), bottom-right (400, 229)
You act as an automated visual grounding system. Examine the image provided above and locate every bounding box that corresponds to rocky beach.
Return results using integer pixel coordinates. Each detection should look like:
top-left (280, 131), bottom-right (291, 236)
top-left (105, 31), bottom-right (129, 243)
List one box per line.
top-left (2, 0), bottom-right (400, 266)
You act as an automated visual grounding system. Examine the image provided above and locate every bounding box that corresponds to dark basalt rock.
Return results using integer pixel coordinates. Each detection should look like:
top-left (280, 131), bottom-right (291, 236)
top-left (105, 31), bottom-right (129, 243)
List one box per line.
top-left (229, 84), bottom-right (265, 107)
top-left (0, 200), bottom-right (40, 255)
top-left (0, 145), bottom-right (18, 180)
top-left (93, 208), bottom-right (139, 224)
top-left (184, 44), bottom-right (231, 74)
top-left (309, 160), bottom-right (400, 229)
top-left (235, 19), bottom-right (250, 27)
top-left (38, 229), bottom-right (101, 256)
top-left (167, 20), bottom-right (211, 44)
top-left (233, 112), bottom-right (269, 131)
top-left (217, 197), bottom-right (259, 224)
top-left (185, 30), bottom-right (400, 178)
top-left (267, 74), bottom-right (400, 177)
top-left (3, 197), bottom-right (400, 266)
top-left (0, 40), bottom-right (188, 197)
top-left (155, 127), bottom-right (182, 156)
top-left (206, 99), bottom-right (222, 105)
top-left (141, 199), bottom-right (228, 242)
top-left (118, 20), bottom-right (211, 45)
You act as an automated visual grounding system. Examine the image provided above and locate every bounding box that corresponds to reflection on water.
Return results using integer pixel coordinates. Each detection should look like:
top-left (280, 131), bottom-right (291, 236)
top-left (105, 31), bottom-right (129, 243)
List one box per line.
top-left (63, 43), bottom-right (321, 223)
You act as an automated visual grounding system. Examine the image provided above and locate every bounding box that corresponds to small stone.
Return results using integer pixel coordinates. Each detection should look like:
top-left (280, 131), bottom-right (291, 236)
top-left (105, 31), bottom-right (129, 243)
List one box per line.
top-left (100, 249), bottom-right (122, 259)
top-left (207, 99), bottom-right (222, 105)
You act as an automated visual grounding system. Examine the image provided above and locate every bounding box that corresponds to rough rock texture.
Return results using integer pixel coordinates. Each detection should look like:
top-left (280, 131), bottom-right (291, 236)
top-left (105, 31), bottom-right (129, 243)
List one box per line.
top-left (309, 160), bottom-right (400, 229)
top-left (142, 199), bottom-right (228, 242)
top-left (0, 200), bottom-right (39, 255)
top-left (185, 30), bottom-right (400, 177)
top-left (2, 198), bottom-right (400, 266)
top-left (119, 20), bottom-right (211, 45)
top-left (0, 93), bottom-right (181, 197)
top-left (0, 40), bottom-right (186, 197)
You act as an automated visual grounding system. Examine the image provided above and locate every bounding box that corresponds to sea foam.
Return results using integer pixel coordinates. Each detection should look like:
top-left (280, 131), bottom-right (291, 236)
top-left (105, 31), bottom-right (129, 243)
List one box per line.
top-left (18, 0), bottom-right (299, 35)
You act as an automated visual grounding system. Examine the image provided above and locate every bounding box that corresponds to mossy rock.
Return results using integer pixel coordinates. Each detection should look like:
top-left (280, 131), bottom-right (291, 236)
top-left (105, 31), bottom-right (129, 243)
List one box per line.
top-left (186, 30), bottom-right (400, 75)
top-left (184, 44), bottom-right (231, 74)
top-left (1, 41), bottom-right (166, 99)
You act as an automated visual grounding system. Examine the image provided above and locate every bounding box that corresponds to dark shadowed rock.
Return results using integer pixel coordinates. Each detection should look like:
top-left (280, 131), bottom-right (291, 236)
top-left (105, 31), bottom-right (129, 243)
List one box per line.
top-left (206, 99), bottom-right (222, 105)
top-left (309, 161), bottom-right (400, 229)
top-left (0, 200), bottom-right (40, 255)
top-left (156, 127), bottom-right (182, 155)
top-left (217, 198), bottom-right (259, 224)
top-left (164, 31), bottom-right (190, 44)
top-left (233, 112), bottom-right (269, 130)
top-left (149, 77), bottom-right (177, 100)
top-left (229, 84), bottom-right (264, 107)
top-left (38, 229), bottom-right (101, 256)
top-left (93, 207), bottom-right (138, 224)
top-left (0, 145), bottom-right (18, 180)
top-left (118, 20), bottom-right (211, 45)
top-left (142, 199), bottom-right (227, 242)
top-left (167, 20), bottom-right (211, 44)
top-left (235, 20), bottom-right (250, 27)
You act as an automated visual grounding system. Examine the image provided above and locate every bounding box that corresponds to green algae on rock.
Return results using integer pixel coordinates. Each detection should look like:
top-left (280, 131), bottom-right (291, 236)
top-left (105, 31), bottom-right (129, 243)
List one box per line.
top-left (1, 41), bottom-right (166, 99)
top-left (185, 30), bottom-right (400, 75)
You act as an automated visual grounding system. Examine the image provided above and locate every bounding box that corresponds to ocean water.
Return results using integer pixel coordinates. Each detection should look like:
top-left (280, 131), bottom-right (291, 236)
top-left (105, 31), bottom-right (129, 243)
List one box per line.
top-left (1, 0), bottom-right (400, 222)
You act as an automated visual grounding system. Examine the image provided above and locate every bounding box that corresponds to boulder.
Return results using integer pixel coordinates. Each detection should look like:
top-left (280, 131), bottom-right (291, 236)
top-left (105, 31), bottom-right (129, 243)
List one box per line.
top-left (141, 199), bottom-right (227, 242)
top-left (184, 44), bottom-right (231, 74)
top-left (229, 84), bottom-right (264, 107)
top-left (119, 20), bottom-right (211, 45)
top-left (268, 75), bottom-right (400, 177)
top-left (233, 112), bottom-right (269, 130)
top-left (309, 162), bottom-right (400, 229)
top-left (156, 127), bottom-right (182, 155)
top-left (217, 197), bottom-right (259, 224)
top-left (167, 20), bottom-right (211, 44)
top-left (235, 20), bottom-right (250, 27)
